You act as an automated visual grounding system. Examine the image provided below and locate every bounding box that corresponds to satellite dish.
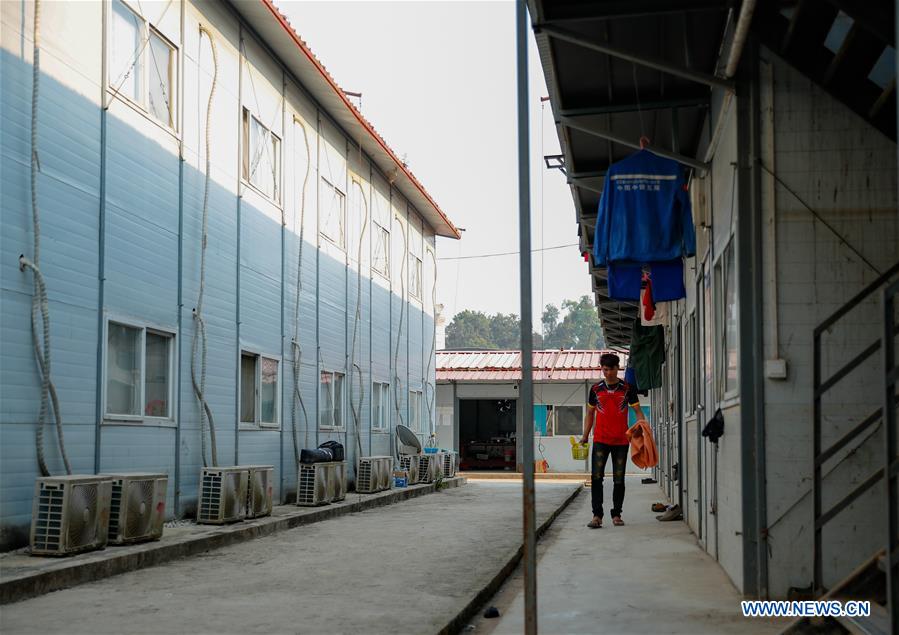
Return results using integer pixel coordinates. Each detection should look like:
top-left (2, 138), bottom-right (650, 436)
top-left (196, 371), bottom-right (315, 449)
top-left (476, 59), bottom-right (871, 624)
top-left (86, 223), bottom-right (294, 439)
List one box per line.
top-left (396, 424), bottom-right (422, 455)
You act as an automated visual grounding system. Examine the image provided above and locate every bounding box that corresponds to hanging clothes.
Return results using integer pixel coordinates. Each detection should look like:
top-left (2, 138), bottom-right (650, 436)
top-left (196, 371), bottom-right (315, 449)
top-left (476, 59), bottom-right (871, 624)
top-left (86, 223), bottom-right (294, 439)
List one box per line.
top-left (629, 319), bottom-right (664, 390)
top-left (607, 259), bottom-right (686, 302)
top-left (640, 285), bottom-right (670, 327)
top-left (593, 149), bottom-right (696, 267)
top-left (624, 365), bottom-right (648, 397)
top-left (626, 420), bottom-right (658, 469)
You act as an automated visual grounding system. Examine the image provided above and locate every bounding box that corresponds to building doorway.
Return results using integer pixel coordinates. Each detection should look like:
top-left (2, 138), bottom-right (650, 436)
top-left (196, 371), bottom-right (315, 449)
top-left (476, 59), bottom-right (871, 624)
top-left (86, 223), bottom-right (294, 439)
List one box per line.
top-left (458, 398), bottom-right (517, 470)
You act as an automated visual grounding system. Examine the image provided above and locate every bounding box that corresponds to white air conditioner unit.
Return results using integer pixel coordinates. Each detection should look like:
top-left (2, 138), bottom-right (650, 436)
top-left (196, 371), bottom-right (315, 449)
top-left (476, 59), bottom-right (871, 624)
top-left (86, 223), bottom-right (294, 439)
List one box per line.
top-left (356, 456), bottom-right (393, 494)
top-left (107, 473), bottom-right (167, 545)
top-left (242, 465), bottom-right (273, 519)
top-left (297, 463), bottom-right (329, 506)
top-left (30, 475), bottom-right (113, 556)
top-left (399, 454), bottom-right (420, 484)
top-left (326, 461), bottom-right (347, 502)
top-left (413, 454), bottom-right (439, 484)
top-left (440, 452), bottom-right (457, 479)
top-left (197, 467), bottom-right (248, 524)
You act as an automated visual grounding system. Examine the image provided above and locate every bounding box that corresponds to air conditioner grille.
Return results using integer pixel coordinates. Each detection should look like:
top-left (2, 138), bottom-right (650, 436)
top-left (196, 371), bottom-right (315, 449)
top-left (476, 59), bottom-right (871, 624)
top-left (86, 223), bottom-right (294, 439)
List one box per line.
top-left (32, 485), bottom-right (63, 552)
top-left (124, 479), bottom-right (155, 538)
top-left (198, 471), bottom-right (222, 523)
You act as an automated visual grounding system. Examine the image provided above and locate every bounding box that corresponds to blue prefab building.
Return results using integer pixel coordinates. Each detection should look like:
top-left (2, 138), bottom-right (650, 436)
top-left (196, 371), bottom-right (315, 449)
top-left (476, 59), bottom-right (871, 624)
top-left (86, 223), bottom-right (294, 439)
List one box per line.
top-left (0, 0), bottom-right (460, 550)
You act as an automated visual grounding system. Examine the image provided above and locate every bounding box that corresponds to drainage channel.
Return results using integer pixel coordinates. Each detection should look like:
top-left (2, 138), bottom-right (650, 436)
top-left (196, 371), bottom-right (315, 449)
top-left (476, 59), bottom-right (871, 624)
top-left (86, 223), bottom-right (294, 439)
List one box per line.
top-left (436, 484), bottom-right (584, 635)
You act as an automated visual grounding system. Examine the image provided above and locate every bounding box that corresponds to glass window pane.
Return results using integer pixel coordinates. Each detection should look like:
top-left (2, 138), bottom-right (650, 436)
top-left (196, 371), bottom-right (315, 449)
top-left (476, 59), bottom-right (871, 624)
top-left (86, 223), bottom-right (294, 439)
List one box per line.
top-left (321, 179), bottom-right (346, 247)
top-left (109, 0), bottom-right (142, 102)
top-left (107, 323), bottom-right (141, 415)
top-left (260, 358), bottom-right (278, 424)
top-left (334, 374), bottom-right (344, 428)
top-left (320, 371), bottom-right (333, 428)
top-left (373, 225), bottom-right (389, 275)
top-left (240, 354), bottom-right (256, 423)
top-left (147, 31), bottom-right (173, 127)
top-left (247, 116), bottom-right (279, 199)
top-left (555, 406), bottom-right (583, 437)
top-left (725, 248), bottom-right (739, 393)
top-left (144, 332), bottom-right (169, 417)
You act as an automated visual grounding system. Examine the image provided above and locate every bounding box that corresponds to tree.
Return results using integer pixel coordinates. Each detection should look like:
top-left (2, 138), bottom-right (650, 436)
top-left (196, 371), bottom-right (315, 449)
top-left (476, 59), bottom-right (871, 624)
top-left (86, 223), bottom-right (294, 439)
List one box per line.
top-left (541, 295), bottom-right (605, 349)
top-left (444, 296), bottom-right (604, 350)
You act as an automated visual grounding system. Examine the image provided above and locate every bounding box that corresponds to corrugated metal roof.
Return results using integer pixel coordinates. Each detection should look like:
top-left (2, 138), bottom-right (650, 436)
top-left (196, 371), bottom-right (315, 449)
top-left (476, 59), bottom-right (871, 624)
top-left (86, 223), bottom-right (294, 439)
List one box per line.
top-left (436, 350), bottom-right (628, 383)
top-left (235, 1), bottom-right (460, 239)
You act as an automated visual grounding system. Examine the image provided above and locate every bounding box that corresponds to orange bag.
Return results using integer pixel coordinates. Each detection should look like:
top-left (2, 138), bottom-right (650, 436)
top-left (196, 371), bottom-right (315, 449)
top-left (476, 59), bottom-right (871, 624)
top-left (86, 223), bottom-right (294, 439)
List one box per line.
top-left (626, 420), bottom-right (658, 469)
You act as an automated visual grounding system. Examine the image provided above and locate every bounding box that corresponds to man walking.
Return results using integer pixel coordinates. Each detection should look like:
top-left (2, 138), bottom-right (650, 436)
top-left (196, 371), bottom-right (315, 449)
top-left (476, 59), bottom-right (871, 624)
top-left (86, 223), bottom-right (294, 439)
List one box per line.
top-left (581, 353), bottom-right (646, 528)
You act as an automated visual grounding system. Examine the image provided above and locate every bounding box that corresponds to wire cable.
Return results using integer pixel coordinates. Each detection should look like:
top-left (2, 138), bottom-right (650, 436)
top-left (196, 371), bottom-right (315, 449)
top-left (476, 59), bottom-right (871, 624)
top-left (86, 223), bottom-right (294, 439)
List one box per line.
top-left (192, 25), bottom-right (218, 467)
top-left (291, 118), bottom-right (312, 460)
top-left (437, 243), bottom-right (578, 261)
top-left (393, 217), bottom-right (408, 430)
top-left (21, 0), bottom-right (71, 477)
top-left (349, 178), bottom-right (368, 461)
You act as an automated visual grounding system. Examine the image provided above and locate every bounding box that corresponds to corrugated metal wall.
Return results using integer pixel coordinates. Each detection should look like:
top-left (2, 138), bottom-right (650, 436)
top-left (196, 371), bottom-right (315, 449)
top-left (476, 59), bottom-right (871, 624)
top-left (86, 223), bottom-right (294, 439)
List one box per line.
top-left (0, 0), bottom-right (438, 549)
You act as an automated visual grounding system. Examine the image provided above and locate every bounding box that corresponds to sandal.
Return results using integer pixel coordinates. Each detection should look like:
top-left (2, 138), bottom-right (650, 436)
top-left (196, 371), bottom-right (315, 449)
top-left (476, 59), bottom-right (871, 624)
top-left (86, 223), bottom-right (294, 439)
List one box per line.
top-left (587, 517), bottom-right (603, 529)
top-left (612, 516), bottom-right (625, 526)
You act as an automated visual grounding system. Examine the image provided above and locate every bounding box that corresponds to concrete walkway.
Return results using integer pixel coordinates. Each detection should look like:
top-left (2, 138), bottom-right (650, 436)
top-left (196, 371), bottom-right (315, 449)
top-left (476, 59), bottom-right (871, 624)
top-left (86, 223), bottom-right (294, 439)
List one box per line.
top-left (1, 481), bottom-right (579, 635)
top-left (471, 477), bottom-right (788, 634)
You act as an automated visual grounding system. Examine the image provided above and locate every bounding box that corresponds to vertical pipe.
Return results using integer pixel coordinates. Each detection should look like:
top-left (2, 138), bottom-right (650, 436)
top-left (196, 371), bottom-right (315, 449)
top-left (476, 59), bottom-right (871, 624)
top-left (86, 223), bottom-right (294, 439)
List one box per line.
top-left (95, 0), bottom-right (110, 475)
top-left (515, 1), bottom-right (536, 632)
top-left (368, 164), bottom-right (373, 457)
top-left (314, 110), bottom-right (321, 447)
top-left (173, 0), bottom-right (186, 516)
top-left (235, 26), bottom-right (244, 467)
top-left (279, 72), bottom-right (286, 500)
top-left (813, 333), bottom-right (822, 594)
top-left (882, 283), bottom-right (898, 633)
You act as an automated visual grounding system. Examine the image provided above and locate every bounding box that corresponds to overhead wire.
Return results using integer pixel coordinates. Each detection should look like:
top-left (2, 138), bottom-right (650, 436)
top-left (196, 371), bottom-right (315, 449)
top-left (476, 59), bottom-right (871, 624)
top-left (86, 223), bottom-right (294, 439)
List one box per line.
top-left (20, 0), bottom-right (71, 477)
top-left (437, 243), bottom-right (578, 261)
top-left (192, 25), bottom-right (218, 468)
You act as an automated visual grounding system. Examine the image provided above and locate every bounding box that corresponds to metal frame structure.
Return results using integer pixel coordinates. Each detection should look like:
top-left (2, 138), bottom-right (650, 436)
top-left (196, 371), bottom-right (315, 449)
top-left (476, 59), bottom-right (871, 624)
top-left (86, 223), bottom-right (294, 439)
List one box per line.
top-left (883, 279), bottom-right (899, 634)
top-left (812, 261), bottom-right (899, 595)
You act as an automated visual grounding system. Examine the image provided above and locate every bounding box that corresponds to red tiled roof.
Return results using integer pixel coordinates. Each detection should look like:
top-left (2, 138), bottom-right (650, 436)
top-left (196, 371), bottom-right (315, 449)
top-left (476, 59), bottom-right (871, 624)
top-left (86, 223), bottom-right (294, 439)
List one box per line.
top-left (436, 350), bottom-right (628, 382)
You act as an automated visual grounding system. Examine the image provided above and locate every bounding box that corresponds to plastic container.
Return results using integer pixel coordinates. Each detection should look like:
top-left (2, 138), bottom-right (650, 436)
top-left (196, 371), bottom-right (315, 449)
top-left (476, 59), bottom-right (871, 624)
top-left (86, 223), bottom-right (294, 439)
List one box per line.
top-left (569, 436), bottom-right (589, 461)
top-left (424, 447), bottom-right (438, 454)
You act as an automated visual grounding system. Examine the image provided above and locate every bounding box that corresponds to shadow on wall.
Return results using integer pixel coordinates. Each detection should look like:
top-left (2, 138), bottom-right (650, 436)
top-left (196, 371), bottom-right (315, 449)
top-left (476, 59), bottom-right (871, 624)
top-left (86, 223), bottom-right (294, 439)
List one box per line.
top-left (0, 52), bottom-right (430, 550)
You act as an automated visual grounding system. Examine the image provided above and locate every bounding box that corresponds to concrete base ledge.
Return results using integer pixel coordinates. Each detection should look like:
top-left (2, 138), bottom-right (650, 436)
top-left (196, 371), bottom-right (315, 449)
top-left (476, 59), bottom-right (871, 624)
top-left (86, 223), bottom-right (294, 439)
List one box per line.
top-left (437, 484), bottom-right (583, 635)
top-left (0, 477), bottom-right (465, 605)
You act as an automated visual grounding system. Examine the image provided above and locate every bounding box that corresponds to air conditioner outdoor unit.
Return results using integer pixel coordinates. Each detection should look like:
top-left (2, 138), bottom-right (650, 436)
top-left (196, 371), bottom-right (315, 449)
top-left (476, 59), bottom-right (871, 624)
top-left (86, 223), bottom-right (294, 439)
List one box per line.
top-left (326, 461), bottom-right (347, 502)
top-left (356, 456), bottom-right (390, 494)
top-left (107, 473), bottom-right (167, 545)
top-left (378, 456), bottom-right (393, 490)
top-left (197, 467), bottom-right (248, 524)
top-left (242, 465), bottom-right (273, 519)
top-left (30, 475), bottom-right (113, 556)
top-left (415, 454), bottom-right (440, 484)
top-left (440, 452), bottom-right (457, 479)
top-left (297, 463), bottom-right (329, 506)
top-left (399, 454), bottom-right (420, 484)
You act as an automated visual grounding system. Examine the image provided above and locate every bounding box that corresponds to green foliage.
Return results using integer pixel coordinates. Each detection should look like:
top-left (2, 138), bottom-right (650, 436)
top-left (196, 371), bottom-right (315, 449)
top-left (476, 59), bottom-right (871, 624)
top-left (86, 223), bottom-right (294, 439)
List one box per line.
top-left (444, 296), bottom-right (604, 350)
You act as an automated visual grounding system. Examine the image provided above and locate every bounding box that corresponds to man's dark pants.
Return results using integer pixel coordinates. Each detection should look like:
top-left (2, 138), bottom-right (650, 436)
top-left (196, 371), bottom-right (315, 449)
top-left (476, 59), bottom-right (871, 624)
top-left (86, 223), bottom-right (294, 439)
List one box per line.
top-left (591, 442), bottom-right (629, 518)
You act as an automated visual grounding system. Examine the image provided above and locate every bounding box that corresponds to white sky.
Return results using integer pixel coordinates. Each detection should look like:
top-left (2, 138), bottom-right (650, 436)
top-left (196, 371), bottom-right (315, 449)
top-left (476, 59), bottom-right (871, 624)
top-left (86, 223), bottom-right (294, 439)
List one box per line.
top-left (276, 1), bottom-right (593, 325)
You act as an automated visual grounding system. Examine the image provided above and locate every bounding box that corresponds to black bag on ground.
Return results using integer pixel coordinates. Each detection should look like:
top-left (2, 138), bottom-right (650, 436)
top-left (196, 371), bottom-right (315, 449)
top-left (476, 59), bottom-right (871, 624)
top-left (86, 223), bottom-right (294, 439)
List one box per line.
top-left (318, 440), bottom-right (344, 462)
top-left (300, 447), bottom-right (334, 464)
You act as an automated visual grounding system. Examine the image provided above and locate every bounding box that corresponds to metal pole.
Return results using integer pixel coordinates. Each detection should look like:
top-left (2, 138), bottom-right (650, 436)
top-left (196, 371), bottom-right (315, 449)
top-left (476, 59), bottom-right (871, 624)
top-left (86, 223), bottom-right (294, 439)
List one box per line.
top-left (516, 1), bottom-right (537, 633)
top-left (883, 282), bottom-right (899, 634)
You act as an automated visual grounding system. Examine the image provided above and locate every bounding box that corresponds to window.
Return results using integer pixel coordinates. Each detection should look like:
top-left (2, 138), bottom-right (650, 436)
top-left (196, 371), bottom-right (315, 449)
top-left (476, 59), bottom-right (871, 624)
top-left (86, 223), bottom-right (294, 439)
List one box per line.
top-left (409, 254), bottom-right (422, 299)
top-left (534, 404), bottom-right (583, 437)
top-left (409, 390), bottom-right (422, 431)
top-left (320, 178), bottom-right (346, 248)
top-left (105, 321), bottom-right (173, 420)
top-left (684, 312), bottom-right (697, 414)
top-left (715, 242), bottom-right (739, 399)
top-left (372, 382), bottom-right (390, 430)
top-left (372, 222), bottom-right (390, 277)
top-left (240, 352), bottom-right (280, 426)
top-left (107, 0), bottom-right (177, 129)
top-left (242, 108), bottom-right (281, 202)
top-left (320, 371), bottom-right (345, 429)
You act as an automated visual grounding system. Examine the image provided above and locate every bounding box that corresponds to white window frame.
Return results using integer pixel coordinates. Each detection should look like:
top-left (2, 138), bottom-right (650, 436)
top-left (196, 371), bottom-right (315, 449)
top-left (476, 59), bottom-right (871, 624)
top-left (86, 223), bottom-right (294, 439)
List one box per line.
top-left (409, 254), bottom-right (423, 300)
top-left (319, 370), bottom-right (346, 431)
top-left (714, 240), bottom-right (740, 404)
top-left (409, 389), bottom-right (423, 432)
top-left (372, 221), bottom-right (390, 279)
top-left (106, 0), bottom-right (178, 132)
top-left (371, 381), bottom-right (390, 431)
top-left (239, 349), bottom-right (281, 429)
top-left (102, 316), bottom-right (175, 425)
top-left (320, 177), bottom-right (346, 249)
top-left (242, 107), bottom-right (282, 204)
